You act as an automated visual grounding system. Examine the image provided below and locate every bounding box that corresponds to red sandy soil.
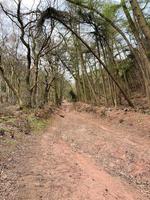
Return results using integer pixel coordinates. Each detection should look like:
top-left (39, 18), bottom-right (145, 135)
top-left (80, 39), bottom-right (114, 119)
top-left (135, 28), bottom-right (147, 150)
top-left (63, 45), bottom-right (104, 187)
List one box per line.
top-left (0, 103), bottom-right (150, 200)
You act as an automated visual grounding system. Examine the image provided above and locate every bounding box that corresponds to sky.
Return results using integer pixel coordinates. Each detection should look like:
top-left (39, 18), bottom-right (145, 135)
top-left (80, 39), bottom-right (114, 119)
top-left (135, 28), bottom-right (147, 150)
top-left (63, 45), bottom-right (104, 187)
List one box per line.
top-left (0, 0), bottom-right (65, 9)
top-left (21, 0), bottom-right (65, 9)
top-left (22, 0), bottom-right (36, 7)
top-left (22, 0), bottom-right (42, 8)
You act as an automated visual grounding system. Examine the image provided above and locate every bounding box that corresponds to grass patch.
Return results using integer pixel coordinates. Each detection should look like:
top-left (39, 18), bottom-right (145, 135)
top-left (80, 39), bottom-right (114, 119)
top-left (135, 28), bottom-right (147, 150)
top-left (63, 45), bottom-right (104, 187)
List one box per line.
top-left (2, 138), bottom-right (17, 145)
top-left (28, 115), bottom-right (50, 134)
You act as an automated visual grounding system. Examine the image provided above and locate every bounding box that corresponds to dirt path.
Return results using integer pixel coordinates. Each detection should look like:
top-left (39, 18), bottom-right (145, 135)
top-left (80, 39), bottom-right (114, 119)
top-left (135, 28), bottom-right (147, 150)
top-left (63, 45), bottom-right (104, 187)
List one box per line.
top-left (1, 105), bottom-right (150, 199)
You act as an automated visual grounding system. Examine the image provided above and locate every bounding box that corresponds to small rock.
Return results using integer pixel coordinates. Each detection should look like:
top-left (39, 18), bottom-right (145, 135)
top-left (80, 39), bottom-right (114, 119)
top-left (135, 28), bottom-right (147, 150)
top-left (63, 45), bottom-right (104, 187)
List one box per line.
top-left (10, 133), bottom-right (15, 139)
top-left (124, 108), bottom-right (129, 112)
top-left (119, 119), bottom-right (124, 123)
top-left (2, 174), bottom-right (7, 180)
top-left (59, 114), bottom-right (65, 118)
top-left (105, 188), bottom-right (108, 192)
top-left (0, 129), bottom-right (5, 136)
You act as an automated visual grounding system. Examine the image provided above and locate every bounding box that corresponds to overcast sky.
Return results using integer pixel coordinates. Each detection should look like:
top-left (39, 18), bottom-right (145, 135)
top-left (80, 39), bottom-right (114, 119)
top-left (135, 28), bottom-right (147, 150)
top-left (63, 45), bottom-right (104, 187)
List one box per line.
top-left (21, 0), bottom-right (44, 9)
top-left (22, 0), bottom-right (37, 7)
top-left (21, 0), bottom-right (65, 9)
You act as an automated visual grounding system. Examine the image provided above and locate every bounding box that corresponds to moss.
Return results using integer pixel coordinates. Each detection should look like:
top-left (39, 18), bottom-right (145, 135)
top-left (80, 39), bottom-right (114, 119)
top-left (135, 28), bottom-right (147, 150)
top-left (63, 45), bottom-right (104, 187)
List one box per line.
top-left (3, 138), bottom-right (16, 145)
top-left (27, 115), bottom-right (50, 134)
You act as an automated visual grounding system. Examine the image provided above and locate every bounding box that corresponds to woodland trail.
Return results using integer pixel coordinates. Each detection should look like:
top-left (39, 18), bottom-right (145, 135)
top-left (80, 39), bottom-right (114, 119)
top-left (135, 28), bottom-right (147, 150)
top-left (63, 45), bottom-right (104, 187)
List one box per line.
top-left (1, 104), bottom-right (150, 200)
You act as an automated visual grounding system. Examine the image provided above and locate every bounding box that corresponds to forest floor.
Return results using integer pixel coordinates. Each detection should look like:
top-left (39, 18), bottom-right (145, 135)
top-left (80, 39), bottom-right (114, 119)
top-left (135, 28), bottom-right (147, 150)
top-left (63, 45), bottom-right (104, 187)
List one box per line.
top-left (0, 102), bottom-right (150, 200)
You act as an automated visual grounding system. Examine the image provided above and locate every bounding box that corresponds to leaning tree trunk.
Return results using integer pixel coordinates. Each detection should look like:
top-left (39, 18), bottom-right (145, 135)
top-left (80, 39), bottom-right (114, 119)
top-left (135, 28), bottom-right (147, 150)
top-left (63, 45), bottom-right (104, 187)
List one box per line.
top-left (130, 0), bottom-right (150, 45)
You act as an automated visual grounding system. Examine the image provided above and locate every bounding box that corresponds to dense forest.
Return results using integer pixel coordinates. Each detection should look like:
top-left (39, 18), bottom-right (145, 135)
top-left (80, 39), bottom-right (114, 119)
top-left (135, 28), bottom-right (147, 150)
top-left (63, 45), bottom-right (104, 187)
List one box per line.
top-left (0, 0), bottom-right (150, 109)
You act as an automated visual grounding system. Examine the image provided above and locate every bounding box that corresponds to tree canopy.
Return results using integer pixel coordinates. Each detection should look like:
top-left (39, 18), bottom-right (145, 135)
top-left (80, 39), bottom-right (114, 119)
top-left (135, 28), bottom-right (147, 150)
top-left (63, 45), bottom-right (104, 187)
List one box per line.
top-left (0, 0), bottom-right (150, 108)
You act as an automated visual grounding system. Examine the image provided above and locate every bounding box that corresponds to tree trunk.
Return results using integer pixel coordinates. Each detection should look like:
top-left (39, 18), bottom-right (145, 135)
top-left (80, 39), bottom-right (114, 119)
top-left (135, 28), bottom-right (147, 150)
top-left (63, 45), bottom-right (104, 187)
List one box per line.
top-left (130, 0), bottom-right (150, 45)
top-left (0, 65), bottom-right (23, 108)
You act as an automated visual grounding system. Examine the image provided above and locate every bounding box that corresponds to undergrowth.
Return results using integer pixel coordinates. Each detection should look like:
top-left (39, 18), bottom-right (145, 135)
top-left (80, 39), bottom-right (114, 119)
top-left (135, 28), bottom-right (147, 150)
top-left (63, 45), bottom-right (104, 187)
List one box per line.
top-left (0, 105), bottom-right (54, 162)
